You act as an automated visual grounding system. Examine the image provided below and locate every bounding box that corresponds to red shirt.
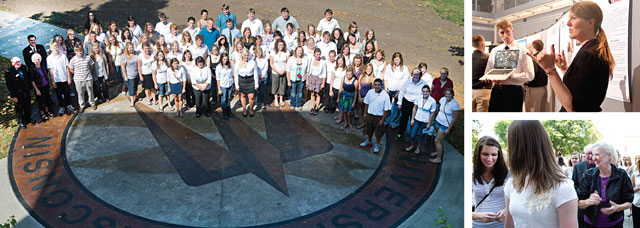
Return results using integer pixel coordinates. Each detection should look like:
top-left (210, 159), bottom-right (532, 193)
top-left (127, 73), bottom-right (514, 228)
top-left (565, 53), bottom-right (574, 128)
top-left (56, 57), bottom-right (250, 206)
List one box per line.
top-left (431, 77), bottom-right (453, 102)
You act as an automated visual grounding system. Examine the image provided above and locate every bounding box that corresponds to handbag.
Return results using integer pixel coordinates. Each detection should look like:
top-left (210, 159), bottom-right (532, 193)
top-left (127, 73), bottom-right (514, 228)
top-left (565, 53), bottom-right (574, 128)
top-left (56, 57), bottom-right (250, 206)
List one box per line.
top-left (472, 184), bottom-right (497, 212)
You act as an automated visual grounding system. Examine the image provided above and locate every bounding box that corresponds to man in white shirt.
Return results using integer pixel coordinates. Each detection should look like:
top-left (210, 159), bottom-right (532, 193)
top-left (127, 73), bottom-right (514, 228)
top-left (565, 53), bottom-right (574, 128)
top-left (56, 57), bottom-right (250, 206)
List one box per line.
top-left (316, 31), bottom-right (337, 61)
top-left (360, 79), bottom-right (391, 154)
top-left (483, 20), bottom-right (534, 112)
top-left (241, 8), bottom-right (263, 37)
top-left (317, 9), bottom-right (340, 35)
top-left (155, 13), bottom-right (173, 38)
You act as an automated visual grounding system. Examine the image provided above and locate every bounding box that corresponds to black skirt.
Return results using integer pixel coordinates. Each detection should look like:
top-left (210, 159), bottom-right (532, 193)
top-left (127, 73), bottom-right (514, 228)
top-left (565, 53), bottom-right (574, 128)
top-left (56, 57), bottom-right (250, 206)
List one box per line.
top-left (238, 75), bottom-right (255, 94)
top-left (142, 74), bottom-right (154, 89)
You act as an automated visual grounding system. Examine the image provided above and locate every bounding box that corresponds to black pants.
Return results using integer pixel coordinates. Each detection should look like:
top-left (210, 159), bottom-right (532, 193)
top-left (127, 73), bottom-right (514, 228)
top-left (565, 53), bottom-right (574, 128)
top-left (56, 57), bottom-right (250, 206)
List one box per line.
top-left (35, 86), bottom-right (54, 114)
top-left (633, 204), bottom-right (640, 228)
top-left (194, 89), bottom-right (211, 115)
top-left (320, 82), bottom-right (330, 107)
top-left (93, 77), bottom-right (109, 101)
top-left (325, 87), bottom-right (339, 112)
top-left (488, 85), bottom-right (524, 112)
top-left (14, 96), bottom-right (31, 125)
top-left (184, 81), bottom-right (195, 107)
top-left (398, 98), bottom-right (415, 136)
top-left (209, 76), bottom-right (218, 105)
top-left (55, 82), bottom-right (72, 108)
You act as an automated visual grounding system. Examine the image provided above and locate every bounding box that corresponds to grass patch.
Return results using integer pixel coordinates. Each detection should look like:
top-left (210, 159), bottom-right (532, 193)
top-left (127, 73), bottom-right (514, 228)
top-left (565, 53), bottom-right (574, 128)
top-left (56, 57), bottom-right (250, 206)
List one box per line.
top-left (422, 0), bottom-right (464, 26)
top-left (0, 56), bottom-right (18, 159)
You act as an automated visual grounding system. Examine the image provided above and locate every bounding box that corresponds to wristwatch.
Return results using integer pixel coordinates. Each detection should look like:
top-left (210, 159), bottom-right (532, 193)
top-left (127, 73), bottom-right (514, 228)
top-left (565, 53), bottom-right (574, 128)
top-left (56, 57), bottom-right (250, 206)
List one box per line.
top-left (545, 68), bottom-right (557, 74)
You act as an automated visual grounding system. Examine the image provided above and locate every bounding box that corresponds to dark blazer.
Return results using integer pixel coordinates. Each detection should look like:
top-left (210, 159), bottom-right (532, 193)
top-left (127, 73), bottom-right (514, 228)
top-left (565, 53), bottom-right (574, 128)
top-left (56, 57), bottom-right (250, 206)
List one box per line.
top-left (22, 44), bottom-right (48, 70)
top-left (561, 39), bottom-right (610, 112)
top-left (576, 164), bottom-right (633, 224)
top-left (573, 161), bottom-right (595, 190)
top-left (5, 65), bottom-right (31, 99)
top-left (28, 65), bottom-right (51, 88)
top-left (471, 50), bottom-right (490, 89)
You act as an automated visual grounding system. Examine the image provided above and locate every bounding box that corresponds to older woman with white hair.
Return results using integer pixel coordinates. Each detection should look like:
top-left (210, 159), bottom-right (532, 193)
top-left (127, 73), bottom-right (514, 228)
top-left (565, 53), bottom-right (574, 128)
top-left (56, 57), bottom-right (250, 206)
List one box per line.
top-left (577, 141), bottom-right (633, 228)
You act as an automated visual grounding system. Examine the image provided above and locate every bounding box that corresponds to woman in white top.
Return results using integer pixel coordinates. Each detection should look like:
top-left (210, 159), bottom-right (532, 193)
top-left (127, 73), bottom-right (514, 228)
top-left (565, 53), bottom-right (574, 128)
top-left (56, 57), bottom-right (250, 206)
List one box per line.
top-left (167, 41), bottom-right (183, 63)
top-left (120, 29), bottom-right (138, 49)
top-left (166, 24), bottom-right (182, 48)
top-left (87, 24), bottom-right (106, 44)
top-left (191, 35), bottom-right (209, 60)
top-left (154, 35), bottom-right (170, 55)
top-left (322, 50), bottom-right (337, 113)
top-left (136, 34), bottom-right (149, 54)
top-left (503, 120), bottom-right (578, 228)
top-left (138, 43), bottom-right (157, 105)
top-left (250, 36), bottom-right (268, 58)
top-left (418, 62), bottom-right (433, 89)
top-left (283, 23), bottom-right (298, 53)
top-left (567, 152), bottom-right (580, 179)
top-left (152, 51), bottom-right (170, 112)
top-left (347, 34), bottom-right (361, 56)
top-left (303, 38), bottom-right (316, 58)
top-left (270, 39), bottom-right (289, 107)
top-left (126, 16), bottom-right (142, 39)
top-left (91, 43), bottom-right (110, 103)
top-left (216, 53), bottom-right (234, 119)
top-left (296, 31), bottom-right (307, 49)
top-left (383, 52), bottom-right (409, 129)
top-left (216, 35), bottom-right (230, 55)
top-left (370, 50), bottom-right (386, 79)
top-left (230, 41), bottom-right (245, 66)
top-left (287, 46), bottom-right (310, 110)
top-left (183, 17), bottom-right (200, 41)
top-left (472, 136), bottom-right (509, 228)
top-left (261, 23), bottom-right (275, 51)
top-left (181, 50), bottom-right (196, 108)
top-left (105, 35), bottom-right (123, 92)
top-left (207, 45), bottom-right (221, 103)
top-left (340, 44), bottom-right (354, 68)
top-left (306, 48), bottom-right (326, 115)
top-left (234, 48), bottom-right (259, 117)
top-left (121, 42), bottom-right (141, 107)
top-left (307, 24), bottom-right (321, 43)
top-left (191, 56), bottom-right (212, 117)
top-left (106, 21), bottom-right (120, 43)
top-left (49, 35), bottom-right (67, 56)
top-left (254, 47), bottom-right (269, 108)
top-left (558, 157), bottom-right (571, 177)
top-left (344, 22), bottom-right (360, 42)
top-left (167, 58), bottom-right (186, 117)
top-left (432, 88), bottom-right (458, 164)
top-left (329, 55), bottom-right (346, 118)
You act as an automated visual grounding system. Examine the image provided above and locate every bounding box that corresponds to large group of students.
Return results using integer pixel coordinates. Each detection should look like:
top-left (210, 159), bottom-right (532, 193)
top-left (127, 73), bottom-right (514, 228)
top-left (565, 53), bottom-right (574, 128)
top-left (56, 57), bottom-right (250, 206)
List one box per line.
top-left (473, 120), bottom-right (639, 228)
top-left (5, 4), bottom-right (459, 158)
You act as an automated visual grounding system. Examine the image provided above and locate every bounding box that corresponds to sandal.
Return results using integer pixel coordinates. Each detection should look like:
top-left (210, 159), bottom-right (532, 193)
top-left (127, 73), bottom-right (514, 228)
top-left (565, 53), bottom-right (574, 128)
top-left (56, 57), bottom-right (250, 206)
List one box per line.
top-left (415, 148), bottom-right (422, 154)
top-left (404, 146), bottom-right (415, 152)
top-left (341, 125), bottom-right (346, 130)
top-left (357, 124), bottom-right (364, 129)
top-left (349, 125), bottom-right (355, 131)
top-left (431, 152), bottom-right (438, 157)
top-left (335, 119), bottom-right (343, 124)
top-left (429, 158), bottom-right (442, 164)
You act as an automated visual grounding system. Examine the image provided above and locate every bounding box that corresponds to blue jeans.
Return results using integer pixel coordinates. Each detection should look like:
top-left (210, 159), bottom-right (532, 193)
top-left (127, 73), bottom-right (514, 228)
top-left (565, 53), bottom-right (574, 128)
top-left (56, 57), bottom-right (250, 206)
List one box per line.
top-left (410, 120), bottom-right (427, 144)
top-left (290, 80), bottom-right (304, 107)
top-left (113, 65), bottom-right (123, 83)
top-left (220, 86), bottom-right (232, 109)
top-left (125, 78), bottom-right (138, 96)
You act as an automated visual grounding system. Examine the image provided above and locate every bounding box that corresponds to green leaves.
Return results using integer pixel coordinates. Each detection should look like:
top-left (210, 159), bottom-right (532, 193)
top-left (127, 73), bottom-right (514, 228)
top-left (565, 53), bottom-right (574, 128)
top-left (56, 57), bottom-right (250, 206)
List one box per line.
top-left (1, 215), bottom-right (16, 228)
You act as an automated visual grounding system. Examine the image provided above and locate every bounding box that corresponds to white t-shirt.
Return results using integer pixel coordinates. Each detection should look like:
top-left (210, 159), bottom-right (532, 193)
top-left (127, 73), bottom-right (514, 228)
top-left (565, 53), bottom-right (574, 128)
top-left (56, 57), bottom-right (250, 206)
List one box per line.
top-left (155, 21), bottom-right (173, 38)
top-left (414, 96), bottom-right (437, 123)
top-left (364, 90), bottom-right (391, 116)
top-left (633, 172), bottom-right (640, 207)
top-left (283, 32), bottom-right (298, 52)
top-left (384, 65), bottom-right (409, 91)
top-left (421, 72), bottom-right (434, 89)
top-left (316, 41), bottom-right (337, 61)
top-left (46, 54), bottom-right (69, 83)
top-left (371, 60), bottom-right (386, 79)
top-left (167, 67), bottom-right (186, 84)
top-left (139, 54), bottom-right (155, 75)
top-left (255, 57), bottom-right (269, 80)
top-left (190, 44), bottom-right (209, 59)
top-left (152, 62), bottom-right (169, 84)
top-left (270, 51), bottom-right (288, 74)
top-left (436, 97), bottom-right (459, 128)
top-left (331, 68), bottom-right (346, 90)
top-left (166, 51), bottom-right (183, 63)
top-left (183, 27), bottom-right (200, 41)
top-left (504, 178), bottom-right (576, 228)
top-left (241, 18), bottom-right (264, 37)
top-left (317, 18), bottom-right (340, 34)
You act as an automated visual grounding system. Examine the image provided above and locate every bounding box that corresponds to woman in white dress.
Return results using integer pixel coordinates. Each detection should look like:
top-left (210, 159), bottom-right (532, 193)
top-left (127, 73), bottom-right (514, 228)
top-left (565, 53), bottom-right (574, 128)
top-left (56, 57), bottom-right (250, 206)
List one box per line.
top-left (504, 120), bottom-right (578, 228)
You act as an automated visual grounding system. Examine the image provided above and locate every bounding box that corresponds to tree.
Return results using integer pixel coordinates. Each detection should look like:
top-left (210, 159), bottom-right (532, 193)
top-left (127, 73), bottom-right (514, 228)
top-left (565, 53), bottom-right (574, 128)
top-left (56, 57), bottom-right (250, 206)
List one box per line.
top-left (493, 120), bottom-right (511, 150)
top-left (542, 120), bottom-right (601, 156)
top-left (472, 120), bottom-right (482, 147)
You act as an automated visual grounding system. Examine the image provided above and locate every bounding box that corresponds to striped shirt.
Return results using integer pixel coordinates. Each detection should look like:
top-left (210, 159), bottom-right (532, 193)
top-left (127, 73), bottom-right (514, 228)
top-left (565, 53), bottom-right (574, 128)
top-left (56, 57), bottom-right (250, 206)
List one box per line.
top-left (69, 56), bottom-right (93, 81)
top-left (472, 173), bottom-right (509, 228)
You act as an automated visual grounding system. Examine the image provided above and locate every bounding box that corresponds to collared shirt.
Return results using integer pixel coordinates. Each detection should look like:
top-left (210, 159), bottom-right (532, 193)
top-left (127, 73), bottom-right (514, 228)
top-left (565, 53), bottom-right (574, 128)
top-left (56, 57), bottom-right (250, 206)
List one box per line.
top-left (216, 64), bottom-right (234, 88)
top-left (414, 96), bottom-right (437, 123)
top-left (191, 66), bottom-right (212, 90)
top-left (199, 28), bottom-right (220, 51)
top-left (241, 18), bottom-right (264, 37)
top-left (484, 42), bottom-right (534, 86)
top-left (221, 28), bottom-right (242, 47)
top-left (283, 32), bottom-right (298, 52)
top-left (397, 79), bottom-right (427, 105)
top-left (182, 26), bottom-right (200, 41)
top-left (234, 60), bottom-right (259, 88)
top-left (317, 41), bottom-right (337, 60)
top-left (69, 55), bottom-right (93, 81)
top-left (191, 44), bottom-right (209, 59)
top-left (128, 24), bottom-right (143, 39)
top-left (155, 21), bottom-right (173, 38)
top-left (216, 13), bottom-right (237, 29)
top-left (364, 89), bottom-right (391, 116)
top-left (47, 54), bottom-right (69, 82)
top-left (317, 18), bottom-right (340, 34)
top-left (272, 16), bottom-right (299, 34)
top-left (255, 57), bottom-right (269, 79)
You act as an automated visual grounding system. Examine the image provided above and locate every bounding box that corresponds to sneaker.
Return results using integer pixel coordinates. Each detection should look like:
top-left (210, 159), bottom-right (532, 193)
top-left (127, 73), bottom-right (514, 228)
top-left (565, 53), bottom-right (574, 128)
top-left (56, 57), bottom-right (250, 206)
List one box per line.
top-left (373, 144), bottom-right (381, 154)
top-left (67, 105), bottom-right (75, 111)
top-left (359, 140), bottom-right (372, 147)
top-left (58, 107), bottom-right (65, 115)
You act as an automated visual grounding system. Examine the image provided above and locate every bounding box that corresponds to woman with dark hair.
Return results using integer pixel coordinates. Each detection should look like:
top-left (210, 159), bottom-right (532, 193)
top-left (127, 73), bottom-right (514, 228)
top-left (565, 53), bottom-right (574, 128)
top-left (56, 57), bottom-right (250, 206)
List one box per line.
top-left (472, 136), bottom-right (509, 228)
top-left (216, 53), bottom-right (234, 119)
top-left (197, 9), bottom-right (209, 30)
top-left (577, 141), bottom-right (633, 227)
top-left (306, 48), bottom-right (326, 115)
top-left (286, 46), bottom-right (309, 110)
top-left (191, 56), bottom-right (212, 117)
top-left (531, 1), bottom-right (615, 112)
top-left (504, 120), bottom-right (578, 227)
top-left (405, 84), bottom-right (436, 154)
top-left (568, 152), bottom-right (580, 178)
top-left (332, 28), bottom-right (345, 54)
top-left (167, 58), bottom-right (186, 117)
top-left (84, 11), bottom-right (99, 35)
top-left (558, 157), bottom-right (569, 177)
top-left (270, 39), bottom-right (289, 107)
top-left (138, 42), bottom-right (156, 105)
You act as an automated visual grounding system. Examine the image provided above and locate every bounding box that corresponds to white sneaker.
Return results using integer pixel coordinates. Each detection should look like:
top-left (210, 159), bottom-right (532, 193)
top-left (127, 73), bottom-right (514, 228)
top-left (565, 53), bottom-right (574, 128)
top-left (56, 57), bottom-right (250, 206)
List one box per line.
top-left (67, 105), bottom-right (75, 111)
top-left (373, 144), bottom-right (381, 154)
top-left (359, 140), bottom-right (372, 147)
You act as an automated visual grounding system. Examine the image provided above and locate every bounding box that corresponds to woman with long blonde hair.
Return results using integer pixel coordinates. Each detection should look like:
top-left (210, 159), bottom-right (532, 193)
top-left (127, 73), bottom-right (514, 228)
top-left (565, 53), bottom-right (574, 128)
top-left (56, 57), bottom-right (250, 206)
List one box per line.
top-left (234, 48), bottom-right (259, 117)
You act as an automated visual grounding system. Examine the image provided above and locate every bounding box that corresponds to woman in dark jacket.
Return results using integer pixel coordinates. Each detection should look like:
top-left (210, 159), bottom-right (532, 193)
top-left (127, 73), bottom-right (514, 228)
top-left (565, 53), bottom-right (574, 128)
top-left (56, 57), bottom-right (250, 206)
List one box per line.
top-left (577, 141), bottom-right (633, 228)
top-left (28, 53), bottom-right (54, 120)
